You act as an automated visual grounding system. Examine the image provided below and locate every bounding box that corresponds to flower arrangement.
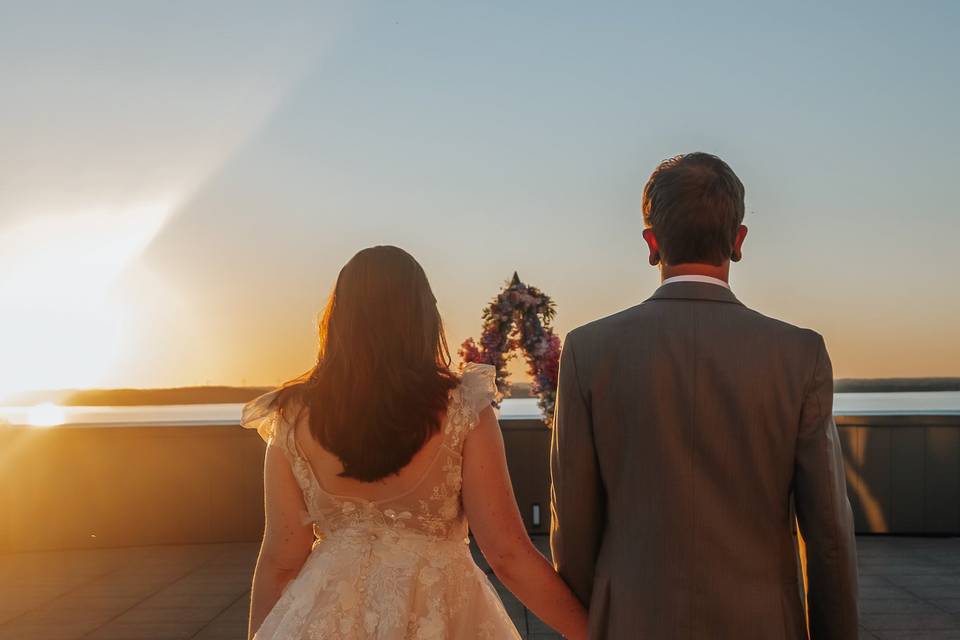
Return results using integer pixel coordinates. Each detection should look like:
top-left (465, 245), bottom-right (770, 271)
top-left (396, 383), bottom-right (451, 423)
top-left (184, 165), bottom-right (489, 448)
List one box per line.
top-left (459, 273), bottom-right (562, 426)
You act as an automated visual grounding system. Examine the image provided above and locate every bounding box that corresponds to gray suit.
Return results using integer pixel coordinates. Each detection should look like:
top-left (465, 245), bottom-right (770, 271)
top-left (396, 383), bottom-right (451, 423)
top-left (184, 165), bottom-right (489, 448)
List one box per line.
top-left (550, 281), bottom-right (858, 639)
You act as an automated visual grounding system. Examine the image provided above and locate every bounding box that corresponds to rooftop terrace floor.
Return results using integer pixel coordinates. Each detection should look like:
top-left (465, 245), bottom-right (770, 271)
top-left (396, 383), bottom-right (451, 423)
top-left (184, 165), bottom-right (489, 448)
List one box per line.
top-left (1, 536), bottom-right (958, 639)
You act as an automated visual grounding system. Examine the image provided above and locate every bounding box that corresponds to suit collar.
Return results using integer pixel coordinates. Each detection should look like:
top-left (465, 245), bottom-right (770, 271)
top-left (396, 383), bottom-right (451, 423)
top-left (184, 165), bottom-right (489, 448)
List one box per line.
top-left (646, 281), bottom-right (744, 306)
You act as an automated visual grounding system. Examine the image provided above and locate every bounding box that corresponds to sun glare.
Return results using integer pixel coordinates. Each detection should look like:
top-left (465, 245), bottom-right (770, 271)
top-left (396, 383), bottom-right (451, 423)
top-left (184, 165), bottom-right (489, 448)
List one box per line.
top-left (0, 201), bottom-right (174, 399)
top-left (26, 402), bottom-right (67, 428)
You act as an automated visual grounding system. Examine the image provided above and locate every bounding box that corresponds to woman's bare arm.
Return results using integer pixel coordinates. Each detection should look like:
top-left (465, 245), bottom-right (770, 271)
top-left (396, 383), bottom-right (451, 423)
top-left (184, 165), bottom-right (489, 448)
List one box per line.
top-left (462, 406), bottom-right (588, 640)
top-left (248, 443), bottom-right (315, 639)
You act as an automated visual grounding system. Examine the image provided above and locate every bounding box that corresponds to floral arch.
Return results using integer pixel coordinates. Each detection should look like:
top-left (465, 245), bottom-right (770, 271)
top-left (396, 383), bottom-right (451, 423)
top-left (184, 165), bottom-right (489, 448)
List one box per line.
top-left (459, 273), bottom-right (561, 426)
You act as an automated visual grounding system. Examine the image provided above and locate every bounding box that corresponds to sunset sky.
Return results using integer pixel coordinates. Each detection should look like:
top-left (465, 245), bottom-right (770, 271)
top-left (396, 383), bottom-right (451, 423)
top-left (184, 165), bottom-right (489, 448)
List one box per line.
top-left (1, 2), bottom-right (958, 395)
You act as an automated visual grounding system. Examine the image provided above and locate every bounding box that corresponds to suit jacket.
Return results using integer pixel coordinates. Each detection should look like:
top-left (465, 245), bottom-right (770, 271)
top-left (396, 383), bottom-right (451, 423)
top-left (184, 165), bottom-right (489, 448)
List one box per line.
top-left (550, 281), bottom-right (858, 639)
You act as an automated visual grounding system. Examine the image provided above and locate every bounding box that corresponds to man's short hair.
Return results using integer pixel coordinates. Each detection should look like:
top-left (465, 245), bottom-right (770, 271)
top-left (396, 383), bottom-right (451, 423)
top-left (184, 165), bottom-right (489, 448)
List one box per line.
top-left (642, 152), bottom-right (746, 266)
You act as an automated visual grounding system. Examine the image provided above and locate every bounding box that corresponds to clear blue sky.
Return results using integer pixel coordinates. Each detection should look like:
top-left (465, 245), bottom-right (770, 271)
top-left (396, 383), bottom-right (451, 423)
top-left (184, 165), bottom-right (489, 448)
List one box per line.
top-left (1, 1), bottom-right (958, 392)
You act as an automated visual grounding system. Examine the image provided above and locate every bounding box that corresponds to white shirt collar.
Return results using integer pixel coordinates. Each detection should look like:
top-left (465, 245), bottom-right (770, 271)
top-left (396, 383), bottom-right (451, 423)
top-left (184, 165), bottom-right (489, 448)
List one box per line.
top-left (660, 275), bottom-right (731, 290)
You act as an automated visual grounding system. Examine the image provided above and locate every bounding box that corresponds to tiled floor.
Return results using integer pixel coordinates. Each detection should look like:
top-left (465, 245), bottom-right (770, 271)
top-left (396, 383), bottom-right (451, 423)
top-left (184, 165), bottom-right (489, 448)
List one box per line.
top-left (857, 537), bottom-right (960, 639)
top-left (0, 536), bottom-right (958, 639)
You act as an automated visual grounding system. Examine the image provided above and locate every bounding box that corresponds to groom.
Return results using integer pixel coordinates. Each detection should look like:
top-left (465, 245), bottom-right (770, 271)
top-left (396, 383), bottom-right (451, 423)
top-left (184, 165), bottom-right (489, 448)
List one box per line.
top-left (550, 153), bottom-right (858, 639)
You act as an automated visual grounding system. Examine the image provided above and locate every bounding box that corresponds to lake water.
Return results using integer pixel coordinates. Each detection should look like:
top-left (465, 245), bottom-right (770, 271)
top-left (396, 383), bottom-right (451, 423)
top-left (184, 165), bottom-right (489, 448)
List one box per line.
top-left (0, 392), bottom-right (958, 428)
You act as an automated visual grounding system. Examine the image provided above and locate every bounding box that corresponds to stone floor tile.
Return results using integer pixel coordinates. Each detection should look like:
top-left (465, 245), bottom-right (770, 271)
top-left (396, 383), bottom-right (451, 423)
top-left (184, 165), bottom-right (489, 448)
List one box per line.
top-left (911, 587), bottom-right (960, 600)
top-left (873, 631), bottom-right (960, 640)
top-left (138, 590), bottom-right (240, 610)
top-left (932, 600), bottom-right (960, 614)
top-left (861, 585), bottom-right (922, 599)
top-left (890, 576), bottom-right (960, 588)
top-left (861, 599), bottom-right (945, 614)
top-left (0, 619), bottom-right (101, 640)
top-left (861, 613), bottom-right (960, 631)
top-left (83, 618), bottom-right (207, 640)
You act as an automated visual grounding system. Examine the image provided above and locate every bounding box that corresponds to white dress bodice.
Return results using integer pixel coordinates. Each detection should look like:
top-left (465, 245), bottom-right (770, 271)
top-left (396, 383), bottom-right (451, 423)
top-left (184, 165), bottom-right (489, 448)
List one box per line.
top-left (242, 363), bottom-right (520, 639)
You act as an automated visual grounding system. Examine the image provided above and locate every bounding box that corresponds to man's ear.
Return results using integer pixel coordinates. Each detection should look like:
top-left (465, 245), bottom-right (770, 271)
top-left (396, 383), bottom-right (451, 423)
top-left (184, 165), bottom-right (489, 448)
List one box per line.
top-left (731, 225), bottom-right (748, 262)
top-left (642, 228), bottom-right (660, 266)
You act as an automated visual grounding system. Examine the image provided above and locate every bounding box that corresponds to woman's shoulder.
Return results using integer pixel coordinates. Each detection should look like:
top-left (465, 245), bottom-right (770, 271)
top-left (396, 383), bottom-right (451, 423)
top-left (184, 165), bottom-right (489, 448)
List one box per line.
top-left (240, 387), bottom-right (307, 448)
top-left (457, 362), bottom-right (497, 411)
top-left (442, 363), bottom-right (499, 454)
top-left (447, 364), bottom-right (497, 448)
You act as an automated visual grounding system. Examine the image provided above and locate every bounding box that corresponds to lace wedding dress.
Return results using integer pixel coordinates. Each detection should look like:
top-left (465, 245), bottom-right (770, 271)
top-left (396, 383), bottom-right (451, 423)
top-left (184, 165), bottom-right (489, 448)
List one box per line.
top-left (241, 363), bottom-right (521, 639)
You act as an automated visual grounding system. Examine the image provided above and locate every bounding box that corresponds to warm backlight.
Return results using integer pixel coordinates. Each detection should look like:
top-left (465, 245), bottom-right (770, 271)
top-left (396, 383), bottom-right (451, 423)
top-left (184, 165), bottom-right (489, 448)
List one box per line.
top-left (25, 402), bottom-right (67, 428)
top-left (0, 201), bottom-right (173, 399)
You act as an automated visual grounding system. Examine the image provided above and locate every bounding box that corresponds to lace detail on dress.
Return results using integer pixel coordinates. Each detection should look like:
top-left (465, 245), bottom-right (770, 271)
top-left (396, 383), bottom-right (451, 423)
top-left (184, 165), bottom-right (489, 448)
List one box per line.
top-left (459, 362), bottom-right (497, 417)
top-left (444, 362), bottom-right (497, 451)
top-left (241, 363), bottom-right (517, 639)
top-left (240, 388), bottom-right (285, 448)
top-left (265, 531), bottom-right (504, 639)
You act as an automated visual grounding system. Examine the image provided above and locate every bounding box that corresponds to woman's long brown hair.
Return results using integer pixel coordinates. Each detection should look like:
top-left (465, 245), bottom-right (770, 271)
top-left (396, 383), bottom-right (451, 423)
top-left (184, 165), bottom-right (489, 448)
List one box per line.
top-left (274, 246), bottom-right (459, 482)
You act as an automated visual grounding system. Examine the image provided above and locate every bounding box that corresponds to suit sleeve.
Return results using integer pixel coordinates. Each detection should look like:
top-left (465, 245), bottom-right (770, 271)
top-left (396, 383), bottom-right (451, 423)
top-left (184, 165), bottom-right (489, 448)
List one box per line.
top-left (549, 335), bottom-right (605, 606)
top-left (794, 335), bottom-right (859, 639)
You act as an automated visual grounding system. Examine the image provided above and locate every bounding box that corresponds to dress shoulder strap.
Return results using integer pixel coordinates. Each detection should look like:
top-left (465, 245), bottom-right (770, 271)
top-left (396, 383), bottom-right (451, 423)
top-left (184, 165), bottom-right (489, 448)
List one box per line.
top-left (445, 363), bottom-right (498, 451)
top-left (241, 388), bottom-right (298, 455)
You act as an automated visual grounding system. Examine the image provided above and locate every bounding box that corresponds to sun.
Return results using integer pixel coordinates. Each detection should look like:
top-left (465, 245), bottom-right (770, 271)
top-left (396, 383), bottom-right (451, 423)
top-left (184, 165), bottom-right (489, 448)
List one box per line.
top-left (0, 201), bottom-right (173, 399)
top-left (0, 305), bottom-right (126, 401)
top-left (25, 402), bottom-right (67, 428)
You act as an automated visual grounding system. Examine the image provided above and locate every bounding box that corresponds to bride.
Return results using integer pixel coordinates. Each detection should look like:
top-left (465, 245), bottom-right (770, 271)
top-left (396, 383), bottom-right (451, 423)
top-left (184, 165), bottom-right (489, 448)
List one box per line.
top-left (242, 246), bottom-right (587, 639)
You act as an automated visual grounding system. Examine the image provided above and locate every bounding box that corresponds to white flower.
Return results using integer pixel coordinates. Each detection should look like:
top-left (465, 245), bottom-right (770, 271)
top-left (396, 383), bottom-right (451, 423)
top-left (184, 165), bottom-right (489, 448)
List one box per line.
top-left (380, 547), bottom-right (412, 569)
top-left (439, 498), bottom-right (458, 520)
top-left (364, 609), bottom-right (380, 633)
top-left (415, 612), bottom-right (445, 639)
top-left (418, 566), bottom-right (441, 587)
top-left (307, 616), bottom-right (333, 636)
top-left (446, 470), bottom-right (462, 490)
top-left (336, 580), bottom-right (358, 610)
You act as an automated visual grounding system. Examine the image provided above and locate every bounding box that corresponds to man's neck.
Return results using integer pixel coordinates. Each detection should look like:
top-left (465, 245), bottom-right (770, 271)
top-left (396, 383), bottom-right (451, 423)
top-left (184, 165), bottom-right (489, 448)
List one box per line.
top-left (660, 262), bottom-right (730, 284)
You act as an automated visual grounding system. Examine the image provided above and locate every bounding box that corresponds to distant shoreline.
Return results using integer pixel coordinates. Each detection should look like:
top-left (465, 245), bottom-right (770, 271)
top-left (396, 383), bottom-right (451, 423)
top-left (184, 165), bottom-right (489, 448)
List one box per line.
top-left (3, 378), bottom-right (959, 407)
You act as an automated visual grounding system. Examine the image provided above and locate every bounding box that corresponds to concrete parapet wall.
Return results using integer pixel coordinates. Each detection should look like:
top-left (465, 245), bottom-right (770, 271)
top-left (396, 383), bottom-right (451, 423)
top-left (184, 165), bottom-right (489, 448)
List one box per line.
top-left (0, 425), bottom-right (264, 552)
top-left (1, 414), bottom-right (957, 552)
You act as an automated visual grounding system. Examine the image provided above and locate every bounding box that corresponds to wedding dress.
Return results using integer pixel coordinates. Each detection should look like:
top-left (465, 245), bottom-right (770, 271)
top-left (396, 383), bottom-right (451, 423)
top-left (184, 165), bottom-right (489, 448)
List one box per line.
top-left (241, 363), bottom-right (521, 639)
